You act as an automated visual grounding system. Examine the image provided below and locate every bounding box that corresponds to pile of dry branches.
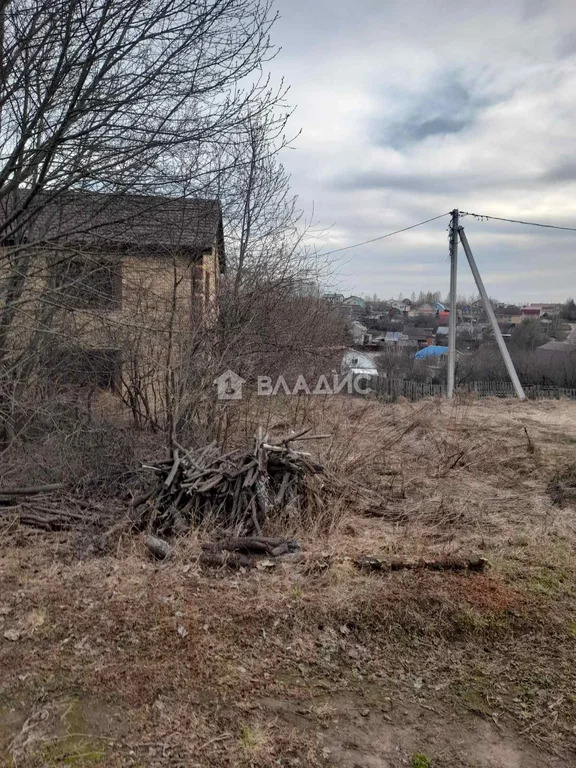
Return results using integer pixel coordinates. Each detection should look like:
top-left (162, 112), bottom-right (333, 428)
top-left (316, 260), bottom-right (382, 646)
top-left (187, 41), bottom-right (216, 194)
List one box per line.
top-left (0, 484), bottom-right (105, 531)
top-left (133, 428), bottom-right (328, 537)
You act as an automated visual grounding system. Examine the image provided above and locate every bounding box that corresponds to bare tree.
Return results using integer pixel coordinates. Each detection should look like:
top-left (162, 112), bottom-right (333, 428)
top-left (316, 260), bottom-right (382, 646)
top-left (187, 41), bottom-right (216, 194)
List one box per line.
top-left (0, 0), bottom-right (279, 202)
top-left (0, 0), bottom-right (346, 457)
top-left (0, 0), bottom-right (292, 445)
top-left (221, 110), bottom-right (298, 294)
top-left (0, 0), bottom-right (283, 351)
top-left (209, 102), bottom-right (345, 377)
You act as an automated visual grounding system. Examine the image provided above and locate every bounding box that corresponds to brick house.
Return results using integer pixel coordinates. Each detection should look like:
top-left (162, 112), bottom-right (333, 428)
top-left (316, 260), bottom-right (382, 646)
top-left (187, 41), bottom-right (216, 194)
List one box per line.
top-left (495, 305), bottom-right (523, 325)
top-left (0, 189), bottom-right (225, 407)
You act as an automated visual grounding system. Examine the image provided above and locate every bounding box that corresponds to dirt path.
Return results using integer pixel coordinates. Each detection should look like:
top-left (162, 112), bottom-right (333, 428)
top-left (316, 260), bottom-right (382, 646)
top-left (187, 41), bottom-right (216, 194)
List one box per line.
top-left (261, 693), bottom-right (564, 768)
top-left (1, 684), bottom-right (563, 768)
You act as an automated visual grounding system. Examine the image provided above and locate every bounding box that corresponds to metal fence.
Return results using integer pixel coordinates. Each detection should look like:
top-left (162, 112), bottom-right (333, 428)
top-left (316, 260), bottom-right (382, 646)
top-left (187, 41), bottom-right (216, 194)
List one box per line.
top-left (375, 378), bottom-right (576, 401)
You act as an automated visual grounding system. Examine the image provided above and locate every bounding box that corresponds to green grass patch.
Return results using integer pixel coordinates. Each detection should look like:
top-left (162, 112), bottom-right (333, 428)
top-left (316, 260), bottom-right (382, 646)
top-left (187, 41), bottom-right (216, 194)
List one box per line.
top-left (411, 754), bottom-right (433, 768)
top-left (37, 698), bottom-right (108, 767)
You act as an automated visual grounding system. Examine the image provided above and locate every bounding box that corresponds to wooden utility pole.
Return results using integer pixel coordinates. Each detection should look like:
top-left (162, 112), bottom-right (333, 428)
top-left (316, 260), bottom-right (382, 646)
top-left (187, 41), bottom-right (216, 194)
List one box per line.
top-left (458, 226), bottom-right (526, 400)
top-left (447, 209), bottom-right (459, 398)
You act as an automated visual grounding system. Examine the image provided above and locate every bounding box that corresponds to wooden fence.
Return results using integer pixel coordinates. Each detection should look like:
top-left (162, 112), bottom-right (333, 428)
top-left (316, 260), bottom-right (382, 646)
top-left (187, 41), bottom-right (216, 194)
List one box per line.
top-left (375, 378), bottom-right (576, 402)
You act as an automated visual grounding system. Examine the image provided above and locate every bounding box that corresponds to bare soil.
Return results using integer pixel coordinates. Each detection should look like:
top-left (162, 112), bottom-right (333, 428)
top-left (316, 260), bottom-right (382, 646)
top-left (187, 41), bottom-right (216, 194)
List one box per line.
top-left (1, 395), bottom-right (576, 767)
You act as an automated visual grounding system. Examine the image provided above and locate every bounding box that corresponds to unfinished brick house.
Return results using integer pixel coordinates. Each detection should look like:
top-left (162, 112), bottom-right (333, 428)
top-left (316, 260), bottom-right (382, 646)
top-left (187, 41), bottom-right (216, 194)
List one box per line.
top-left (0, 189), bottom-right (225, 421)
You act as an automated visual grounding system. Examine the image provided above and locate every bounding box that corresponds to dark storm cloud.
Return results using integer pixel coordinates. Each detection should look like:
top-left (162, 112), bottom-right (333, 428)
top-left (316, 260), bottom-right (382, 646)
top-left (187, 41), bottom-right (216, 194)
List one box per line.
top-left (397, 116), bottom-right (470, 143)
top-left (375, 75), bottom-right (480, 149)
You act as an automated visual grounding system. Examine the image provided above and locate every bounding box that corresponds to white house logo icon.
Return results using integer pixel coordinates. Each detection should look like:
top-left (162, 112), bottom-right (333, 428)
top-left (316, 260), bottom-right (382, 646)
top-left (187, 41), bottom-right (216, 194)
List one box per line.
top-left (214, 369), bottom-right (246, 400)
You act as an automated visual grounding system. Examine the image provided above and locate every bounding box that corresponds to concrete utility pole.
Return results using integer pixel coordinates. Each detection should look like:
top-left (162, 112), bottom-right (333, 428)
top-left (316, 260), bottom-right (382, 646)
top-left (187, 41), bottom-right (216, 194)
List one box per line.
top-left (447, 209), bottom-right (459, 398)
top-left (458, 226), bottom-right (526, 400)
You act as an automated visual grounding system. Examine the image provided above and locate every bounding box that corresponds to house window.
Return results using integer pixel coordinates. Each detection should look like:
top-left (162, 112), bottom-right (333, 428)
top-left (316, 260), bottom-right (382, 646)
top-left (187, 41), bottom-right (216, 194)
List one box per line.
top-left (52, 255), bottom-right (121, 310)
top-left (49, 347), bottom-right (122, 391)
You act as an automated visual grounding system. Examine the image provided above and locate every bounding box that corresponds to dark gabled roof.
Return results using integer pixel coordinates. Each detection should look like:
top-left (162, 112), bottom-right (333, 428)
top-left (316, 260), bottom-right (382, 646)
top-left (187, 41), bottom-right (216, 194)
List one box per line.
top-left (0, 188), bottom-right (225, 270)
top-left (405, 327), bottom-right (434, 340)
top-left (495, 305), bottom-right (522, 315)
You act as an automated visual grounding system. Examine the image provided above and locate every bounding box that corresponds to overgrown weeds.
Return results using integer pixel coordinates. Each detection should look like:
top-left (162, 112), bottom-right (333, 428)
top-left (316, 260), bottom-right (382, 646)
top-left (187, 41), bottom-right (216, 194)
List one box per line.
top-left (548, 464), bottom-right (576, 508)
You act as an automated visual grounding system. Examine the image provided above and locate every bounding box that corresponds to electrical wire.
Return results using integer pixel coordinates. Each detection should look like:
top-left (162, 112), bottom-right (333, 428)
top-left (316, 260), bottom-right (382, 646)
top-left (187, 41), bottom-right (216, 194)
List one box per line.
top-left (318, 212), bottom-right (451, 257)
top-left (316, 207), bottom-right (576, 261)
top-left (460, 211), bottom-right (576, 233)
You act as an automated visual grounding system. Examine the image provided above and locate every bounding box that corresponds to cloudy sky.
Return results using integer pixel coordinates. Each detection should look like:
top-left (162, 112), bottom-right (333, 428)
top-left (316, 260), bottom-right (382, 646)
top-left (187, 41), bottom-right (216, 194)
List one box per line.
top-left (271, 0), bottom-right (576, 303)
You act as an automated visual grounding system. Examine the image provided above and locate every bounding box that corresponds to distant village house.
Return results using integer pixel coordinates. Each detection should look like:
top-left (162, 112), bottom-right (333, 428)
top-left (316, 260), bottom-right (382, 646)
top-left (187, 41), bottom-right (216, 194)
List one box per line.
top-left (495, 306), bottom-right (523, 325)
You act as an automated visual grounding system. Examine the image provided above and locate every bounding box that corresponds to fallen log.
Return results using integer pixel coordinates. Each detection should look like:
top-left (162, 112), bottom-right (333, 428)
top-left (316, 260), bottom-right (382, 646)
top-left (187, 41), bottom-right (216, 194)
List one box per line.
top-left (354, 556), bottom-right (488, 573)
top-left (145, 535), bottom-right (174, 560)
top-left (202, 536), bottom-right (299, 556)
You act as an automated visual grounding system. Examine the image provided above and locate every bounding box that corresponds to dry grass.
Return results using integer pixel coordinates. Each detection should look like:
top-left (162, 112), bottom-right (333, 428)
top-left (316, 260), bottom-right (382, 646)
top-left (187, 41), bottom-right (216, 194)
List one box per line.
top-left (1, 395), bottom-right (576, 767)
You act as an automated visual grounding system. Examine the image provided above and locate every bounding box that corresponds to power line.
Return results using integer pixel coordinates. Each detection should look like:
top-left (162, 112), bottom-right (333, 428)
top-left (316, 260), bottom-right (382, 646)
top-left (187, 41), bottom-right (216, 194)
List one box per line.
top-left (460, 211), bottom-right (576, 233)
top-left (317, 207), bottom-right (576, 261)
top-left (318, 212), bottom-right (451, 257)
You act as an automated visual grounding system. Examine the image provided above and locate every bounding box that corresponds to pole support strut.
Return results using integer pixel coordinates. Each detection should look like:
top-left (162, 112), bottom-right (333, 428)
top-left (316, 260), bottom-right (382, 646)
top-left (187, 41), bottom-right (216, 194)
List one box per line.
top-left (458, 226), bottom-right (526, 400)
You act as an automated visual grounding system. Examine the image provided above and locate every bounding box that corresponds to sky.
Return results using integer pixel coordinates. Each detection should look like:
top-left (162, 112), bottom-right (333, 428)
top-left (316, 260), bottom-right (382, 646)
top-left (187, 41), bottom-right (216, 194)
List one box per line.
top-left (270, 0), bottom-right (576, 303)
